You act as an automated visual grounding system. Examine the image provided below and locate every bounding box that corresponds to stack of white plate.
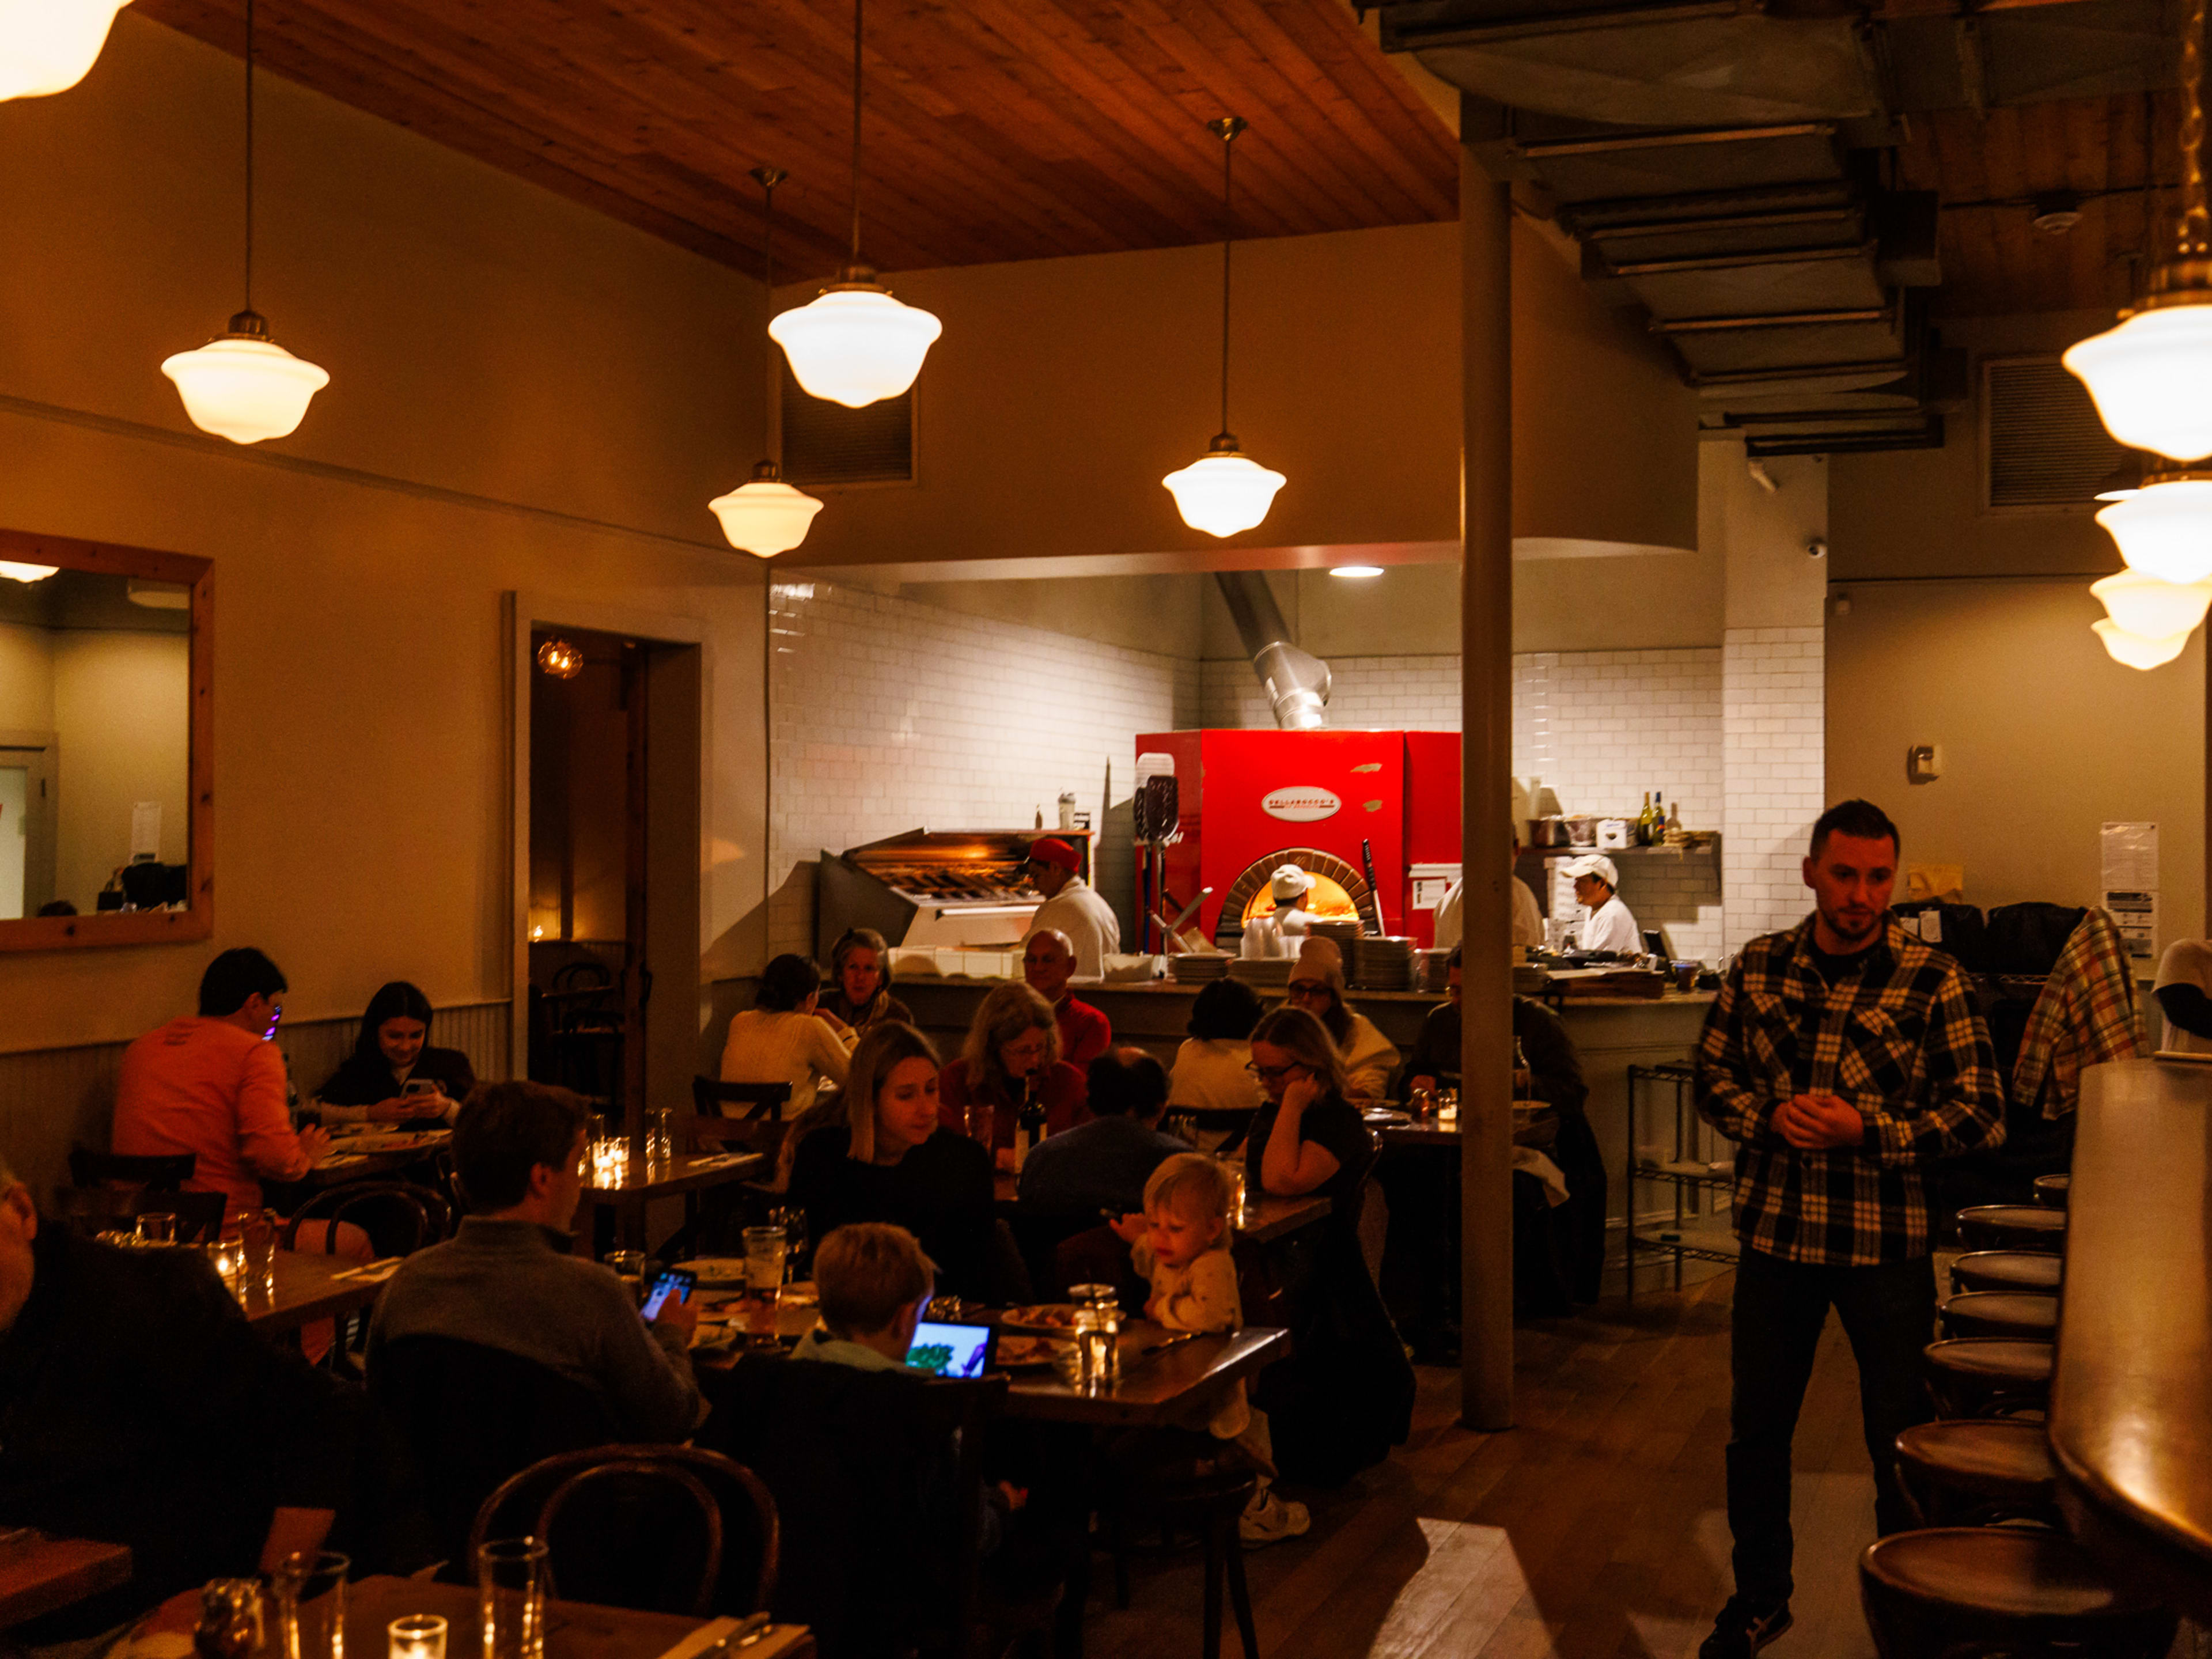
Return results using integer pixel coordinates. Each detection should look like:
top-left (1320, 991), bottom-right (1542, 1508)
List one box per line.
top-left (1417, 948), bottom-right (1453, 993)
top-left (1168, 952), bottom-right (1231, 984)
top-left (1311, 919), bottom-right (1362, 946)
top-left (1350, 935), bottom-right (1416, 990)
top-left (1228, 957), bottom-right (1295, 990)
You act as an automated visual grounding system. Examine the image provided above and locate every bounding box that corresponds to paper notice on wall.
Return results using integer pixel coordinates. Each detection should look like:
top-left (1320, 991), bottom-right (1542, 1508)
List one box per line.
top-left (2100, 822), bottom-right (2160, 969)
top-left (130, 801), bottom-right (161, 859)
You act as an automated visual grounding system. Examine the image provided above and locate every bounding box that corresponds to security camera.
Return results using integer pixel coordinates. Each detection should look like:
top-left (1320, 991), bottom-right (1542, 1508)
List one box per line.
top-left (1806, 537), bottom-right (1828, 559)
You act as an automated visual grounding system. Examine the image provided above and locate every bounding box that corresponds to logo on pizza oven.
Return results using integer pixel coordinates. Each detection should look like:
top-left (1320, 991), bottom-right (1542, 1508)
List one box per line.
top-left (1260, 786), bottom-right (1342, 823)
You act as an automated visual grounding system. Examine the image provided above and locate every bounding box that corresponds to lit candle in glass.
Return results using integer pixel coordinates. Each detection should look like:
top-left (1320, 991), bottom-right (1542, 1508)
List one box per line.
top-left (388, 1613), bottom-right (447, 1659)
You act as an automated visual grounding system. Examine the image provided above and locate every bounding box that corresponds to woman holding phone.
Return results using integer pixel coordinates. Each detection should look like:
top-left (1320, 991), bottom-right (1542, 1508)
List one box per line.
top-left (315, 980), bottom-right (476, 1124)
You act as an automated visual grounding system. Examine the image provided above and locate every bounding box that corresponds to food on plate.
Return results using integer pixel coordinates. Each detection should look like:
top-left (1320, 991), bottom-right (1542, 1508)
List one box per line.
top-left (995, 1304), bottom-right (1089, 1331)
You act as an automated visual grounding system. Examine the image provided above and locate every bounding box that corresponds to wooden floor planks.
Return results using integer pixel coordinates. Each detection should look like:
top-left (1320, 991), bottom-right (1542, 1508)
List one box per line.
top-left (1082, 1272), bottom-right (1883, 1659)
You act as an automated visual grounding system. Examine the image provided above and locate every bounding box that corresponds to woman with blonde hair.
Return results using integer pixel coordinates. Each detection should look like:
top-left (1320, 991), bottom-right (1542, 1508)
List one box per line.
top-left (937, 982), bottom-right (1088, 1169)
top-left (785, 1022), bottom-right (997, 1300)
top-left (1281, 938), bottom-right (1399, 1103)
top-left (1241, 1003), bottom-right (1414, 1486)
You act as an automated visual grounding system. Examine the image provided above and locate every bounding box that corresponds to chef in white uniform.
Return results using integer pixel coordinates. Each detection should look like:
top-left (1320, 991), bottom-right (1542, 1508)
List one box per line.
top-left (1434, 832), bottom-right (1545, 952)
top-left (1563, 853), bottom-right (1642, 955)
top-left (1025, 836), bottom-right (1119, 979)
top-left (1241, 863), bottom-right (1320, 960)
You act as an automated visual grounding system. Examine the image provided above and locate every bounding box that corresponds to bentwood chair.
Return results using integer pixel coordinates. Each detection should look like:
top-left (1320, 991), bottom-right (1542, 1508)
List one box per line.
top-left (285, 1181), bottom-right (452, 1258)
top-left (470, 1445), bottom-right (779, 1620)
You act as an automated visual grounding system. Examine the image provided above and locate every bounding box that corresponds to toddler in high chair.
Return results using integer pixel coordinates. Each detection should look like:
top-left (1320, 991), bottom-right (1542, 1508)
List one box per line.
top-left (1132, 1153), bottom-right (1311, 1545)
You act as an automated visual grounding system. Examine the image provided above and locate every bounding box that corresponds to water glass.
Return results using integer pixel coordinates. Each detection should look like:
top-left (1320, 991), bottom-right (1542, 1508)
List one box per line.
top-left (135, 1211), bottom-right (176, 1245)
top-left (476, 1537), bottom-right (550, 1659)
top-left (274, 1550), bottom-right (349, 1659)
top-left (388, 1615), bottom-right (448, 1659)
top-left (646, 1108), bottom-right (674, 1165)
top-left (243, 1207), bottom-right (280, 1292)
top-left (743, 1225), bottom-right (787, 1296)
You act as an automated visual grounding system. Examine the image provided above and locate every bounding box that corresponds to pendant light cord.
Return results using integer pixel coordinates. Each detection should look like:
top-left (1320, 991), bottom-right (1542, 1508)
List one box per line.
top-left (244, 0), bottom-right (256, 315)
top-left (2182, 0), bottom-right (2208, 262)
top-left (1220, 129), bottom-right (1233, 437)
top-left (751, 165), bottom-right (787, 467)
top-left (849, 0), bottom-right (865, 270)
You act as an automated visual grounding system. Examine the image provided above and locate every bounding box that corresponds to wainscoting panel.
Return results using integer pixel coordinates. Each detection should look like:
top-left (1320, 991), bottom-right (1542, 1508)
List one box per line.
top-left (0, 1000), bottom-right (510, 1203)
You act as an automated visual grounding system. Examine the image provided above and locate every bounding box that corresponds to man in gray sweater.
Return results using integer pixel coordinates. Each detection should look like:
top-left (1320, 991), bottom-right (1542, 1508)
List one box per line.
top-left (368, 1081), bottom-right (702, 1438)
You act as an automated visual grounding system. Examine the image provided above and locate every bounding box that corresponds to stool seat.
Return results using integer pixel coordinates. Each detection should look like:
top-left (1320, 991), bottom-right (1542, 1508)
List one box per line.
top-left (2033, 1172), bottom-right (2070, 1209)
top-left (1893, 1419), bottom-right (2058, 1522)
top-left (1950, 1251), bottom-right (2062, 1295)
top-left (1940, 1291), bottom-right (2059, 1340)
top-left (1860, 1529), bottom-right (2173, 1650)
top-left (1923, 1339), bottom-right (2054, 1418)
top-left (1956, 1205), bottom-right (2067, 1252)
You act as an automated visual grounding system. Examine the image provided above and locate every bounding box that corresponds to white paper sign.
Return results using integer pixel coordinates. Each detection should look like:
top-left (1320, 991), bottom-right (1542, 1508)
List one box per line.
top-left (130, 801), bottom-right (162, 859)
top-left (2101, 821), bottom-right (2160, 969)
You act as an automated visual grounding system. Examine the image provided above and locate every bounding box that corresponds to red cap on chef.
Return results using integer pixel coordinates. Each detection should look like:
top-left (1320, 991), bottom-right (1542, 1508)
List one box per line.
top-left (1028, 837), bottom-right (1080, 871)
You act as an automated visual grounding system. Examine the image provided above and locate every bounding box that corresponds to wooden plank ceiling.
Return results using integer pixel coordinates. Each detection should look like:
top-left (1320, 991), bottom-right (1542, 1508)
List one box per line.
top-left (1899, 88), bottom-right (2185, 316)
top-left (132, 0), bottom-right (1461, 281)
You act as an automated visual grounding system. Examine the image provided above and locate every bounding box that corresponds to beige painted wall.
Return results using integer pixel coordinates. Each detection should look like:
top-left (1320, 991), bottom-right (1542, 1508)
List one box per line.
top-left (1828, 313), bottom-right (2119, 583)
top-left (52, 630), bottom-right (191, 908)
top-left (1705, 442), bottom-right (1828, 631)
top-left (1827, 578), bottom-right (2203, 944)
top-left (0, 14), bottom-right (773, 1056)
top-left (0, 625), bottom-right (55, 730)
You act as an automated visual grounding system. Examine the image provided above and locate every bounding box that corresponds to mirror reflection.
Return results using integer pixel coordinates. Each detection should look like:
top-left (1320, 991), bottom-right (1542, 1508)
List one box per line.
top-left (0, 569), bottom-right (192, 920)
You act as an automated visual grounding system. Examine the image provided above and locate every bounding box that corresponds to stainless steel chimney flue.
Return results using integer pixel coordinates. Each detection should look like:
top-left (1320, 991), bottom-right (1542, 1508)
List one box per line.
top-left (1214, 570), bottom-right (1331, 730)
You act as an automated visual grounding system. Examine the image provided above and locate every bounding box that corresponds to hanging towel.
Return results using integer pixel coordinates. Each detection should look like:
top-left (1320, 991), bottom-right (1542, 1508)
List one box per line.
top-left (2013, 908), bottom-right (2148, 1119)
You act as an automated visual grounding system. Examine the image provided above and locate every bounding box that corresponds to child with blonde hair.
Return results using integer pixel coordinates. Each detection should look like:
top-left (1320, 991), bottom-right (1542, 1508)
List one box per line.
top-left (1132, 1153), bottom-right (1310, 1544)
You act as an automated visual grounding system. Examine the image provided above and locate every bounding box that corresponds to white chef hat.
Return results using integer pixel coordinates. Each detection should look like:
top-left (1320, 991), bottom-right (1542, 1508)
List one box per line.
top-left (1562, 853), bottom-right (1619, 889)
top-left (1269, 863), bottom-right (1316, 903)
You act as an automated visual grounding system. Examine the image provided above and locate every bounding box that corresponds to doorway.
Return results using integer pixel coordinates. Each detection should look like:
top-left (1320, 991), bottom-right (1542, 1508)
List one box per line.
top-left (0, 731), bottom-right (58, 921)
top-left (512, 603), bottom-right (704, 1141)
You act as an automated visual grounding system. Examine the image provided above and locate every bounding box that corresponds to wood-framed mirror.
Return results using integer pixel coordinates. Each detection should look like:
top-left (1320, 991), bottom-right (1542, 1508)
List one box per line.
top-left (0, 527), bottom-right (211, 950)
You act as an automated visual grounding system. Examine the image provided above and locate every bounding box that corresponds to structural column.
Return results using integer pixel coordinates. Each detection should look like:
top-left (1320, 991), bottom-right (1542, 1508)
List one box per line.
top-left (1460, 100), bottom-right (1515, 1431)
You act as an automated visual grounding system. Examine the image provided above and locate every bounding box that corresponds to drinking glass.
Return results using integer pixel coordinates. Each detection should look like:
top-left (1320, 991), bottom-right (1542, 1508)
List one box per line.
top-left (243, 1207), bottom-right (281, 1293)
top-left (274, 1550), bottom-right (349, 1659)
top-left (743, 1225), bottom-right (788, 1297)
top-left (767, 1206), bottom-right (804, 1281)
top-left (967, 1100), bottom-right (996, 1152)
top-left (647, 1109), bottom-right (675, 1165)
top-left (1071, 1283), bottom-right (1122, 1386)
top-left (135, 1211), bottom-right (176, 1245)
top-left (388, 1615), bottom-right (448, 1659)
top-left (476, 1538), bottom-right (550, 1659)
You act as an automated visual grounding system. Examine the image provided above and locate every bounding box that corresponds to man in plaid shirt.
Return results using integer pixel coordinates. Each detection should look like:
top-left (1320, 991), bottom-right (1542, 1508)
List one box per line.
top-left (1695, 800), bottom-right (2005, 1659)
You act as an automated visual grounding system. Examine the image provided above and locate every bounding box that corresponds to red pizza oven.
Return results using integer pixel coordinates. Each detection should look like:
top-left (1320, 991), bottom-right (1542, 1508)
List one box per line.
top-left (1135, 730), bottom-right (1462, 950)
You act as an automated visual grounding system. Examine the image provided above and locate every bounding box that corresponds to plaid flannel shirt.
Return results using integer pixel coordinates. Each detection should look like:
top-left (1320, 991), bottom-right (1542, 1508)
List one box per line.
top-left (2012, 907), bottom-right (2146, 1119)
top-left (1696, 916), bottom-right (2005, 1267)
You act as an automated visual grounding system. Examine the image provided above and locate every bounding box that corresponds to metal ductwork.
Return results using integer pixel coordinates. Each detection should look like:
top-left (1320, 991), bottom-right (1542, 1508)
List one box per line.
top-left (1374, 0), bottom-right (2186, 457)
top-left (1214, 571), bottom-right (1332, 730)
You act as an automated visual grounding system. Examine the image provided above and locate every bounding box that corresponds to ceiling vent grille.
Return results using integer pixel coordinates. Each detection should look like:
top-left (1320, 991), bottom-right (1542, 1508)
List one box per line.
top-left (1982, 355), bottom-right (2134, 510)
top-left (779, 359), bottom-right (915, 487)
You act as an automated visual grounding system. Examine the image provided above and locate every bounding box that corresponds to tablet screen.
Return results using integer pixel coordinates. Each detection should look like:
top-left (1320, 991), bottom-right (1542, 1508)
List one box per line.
top-left (906, 1319), bottom-right (994, 1378)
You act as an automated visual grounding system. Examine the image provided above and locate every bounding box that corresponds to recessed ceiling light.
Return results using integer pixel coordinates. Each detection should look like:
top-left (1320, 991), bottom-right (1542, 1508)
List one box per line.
top-left (1330, 565), bottom-right (1384, 579)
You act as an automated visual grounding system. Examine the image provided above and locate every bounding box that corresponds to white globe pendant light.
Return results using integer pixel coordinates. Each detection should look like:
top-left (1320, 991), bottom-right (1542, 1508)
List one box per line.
top-left (1164, 116), bottom-right (1287, 539)
top-left (2065, 0), bottom-right (2212, 460)
top-left (768, 0), bottom-right (939, 411)
top-left (2092, 476), bottom-right (2212, 585)
top-left (712, 166), bottom-right (825, 558)
top-left (2092, 619), bottom-right (2194, 669)
top-left (162, 0), bottom-right (327, 446)
top-left (0, 561), bottom-right (59, 583)
top-left (0, 0), bottom-right (131, 101)
top-left (2089, 568), bottom-right (2212, 638)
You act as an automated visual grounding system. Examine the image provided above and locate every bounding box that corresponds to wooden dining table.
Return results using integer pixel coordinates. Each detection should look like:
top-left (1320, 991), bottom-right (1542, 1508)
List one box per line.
top-left (988, 1170), bottom-right (1331, 1243)
top-left (2050, 1058), bottom-right (2212, 1623)
top-left (238, 1248), bottom-right (397, 1333)
top-left (1373, 1105), bottom-right (1560, 1150)
top-left (0, 1533), bottom-right (132, 1630)
top-left (344, 1574), bottom-right (815, 1659)
top-left (308, 1127), bottom-right (453, 1185)
top-left (574, 1150), bottom-right (768, 1257)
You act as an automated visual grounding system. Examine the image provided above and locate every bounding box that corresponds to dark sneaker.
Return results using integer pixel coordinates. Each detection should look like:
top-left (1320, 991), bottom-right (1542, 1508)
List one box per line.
top-left (1699, 1598), bottom-right (1793, 1659)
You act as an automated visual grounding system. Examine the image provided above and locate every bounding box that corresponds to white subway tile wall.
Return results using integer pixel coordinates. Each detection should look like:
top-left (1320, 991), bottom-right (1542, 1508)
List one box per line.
top-left (1722, 627), bottom-right (1827, 953)
top-left (771, 588), bottom-right (1820, 968)
top-left (767, 581), bottom-right (1199, 957)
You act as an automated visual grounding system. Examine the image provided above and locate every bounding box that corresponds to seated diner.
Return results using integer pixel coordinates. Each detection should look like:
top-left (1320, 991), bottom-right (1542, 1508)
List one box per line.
top-left (1281, 937), bottom-right (1400, 1103)
top-left (818, 926), bottom-right (914, 1036)
top-left (1022, 927), bottom-right (1113, 1069)
top-left (937, 982), bottom-right (1089, 1167)
top-left (313, 979), bottom-right (476, 1124)
top-left (721, 952), bottom-right (852, 1116)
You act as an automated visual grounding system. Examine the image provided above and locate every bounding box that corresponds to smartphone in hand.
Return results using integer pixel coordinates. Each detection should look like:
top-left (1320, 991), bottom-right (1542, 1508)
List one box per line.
top-left (641, 1268), bottom-right (697, 1320)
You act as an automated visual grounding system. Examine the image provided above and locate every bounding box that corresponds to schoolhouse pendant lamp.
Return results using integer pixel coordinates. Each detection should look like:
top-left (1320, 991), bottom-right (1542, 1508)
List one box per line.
top-left (766, 0), bottom-right (940, 409)
top-left (1163, 116), bottom-right (1286, 539)
top-left (2065, 0), bottom-right (2212, 460)
top-left (0, 562), bottom-right (59, 583)
top-left (160, 0), bottom-right (327, 445)
top-left (0, 0), bottom-right (131, 101)
top-left (712, 168), bottom-right (825, 558)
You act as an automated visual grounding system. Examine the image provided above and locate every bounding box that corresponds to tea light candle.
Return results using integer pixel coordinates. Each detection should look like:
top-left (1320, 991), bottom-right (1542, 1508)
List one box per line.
top-left (388, 1613), bottom-right (447, 1659)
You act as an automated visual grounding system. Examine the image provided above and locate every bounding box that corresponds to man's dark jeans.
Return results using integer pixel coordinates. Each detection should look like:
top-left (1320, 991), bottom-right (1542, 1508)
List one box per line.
top-left (1726, 1247), bottom-right (1937, 1605)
